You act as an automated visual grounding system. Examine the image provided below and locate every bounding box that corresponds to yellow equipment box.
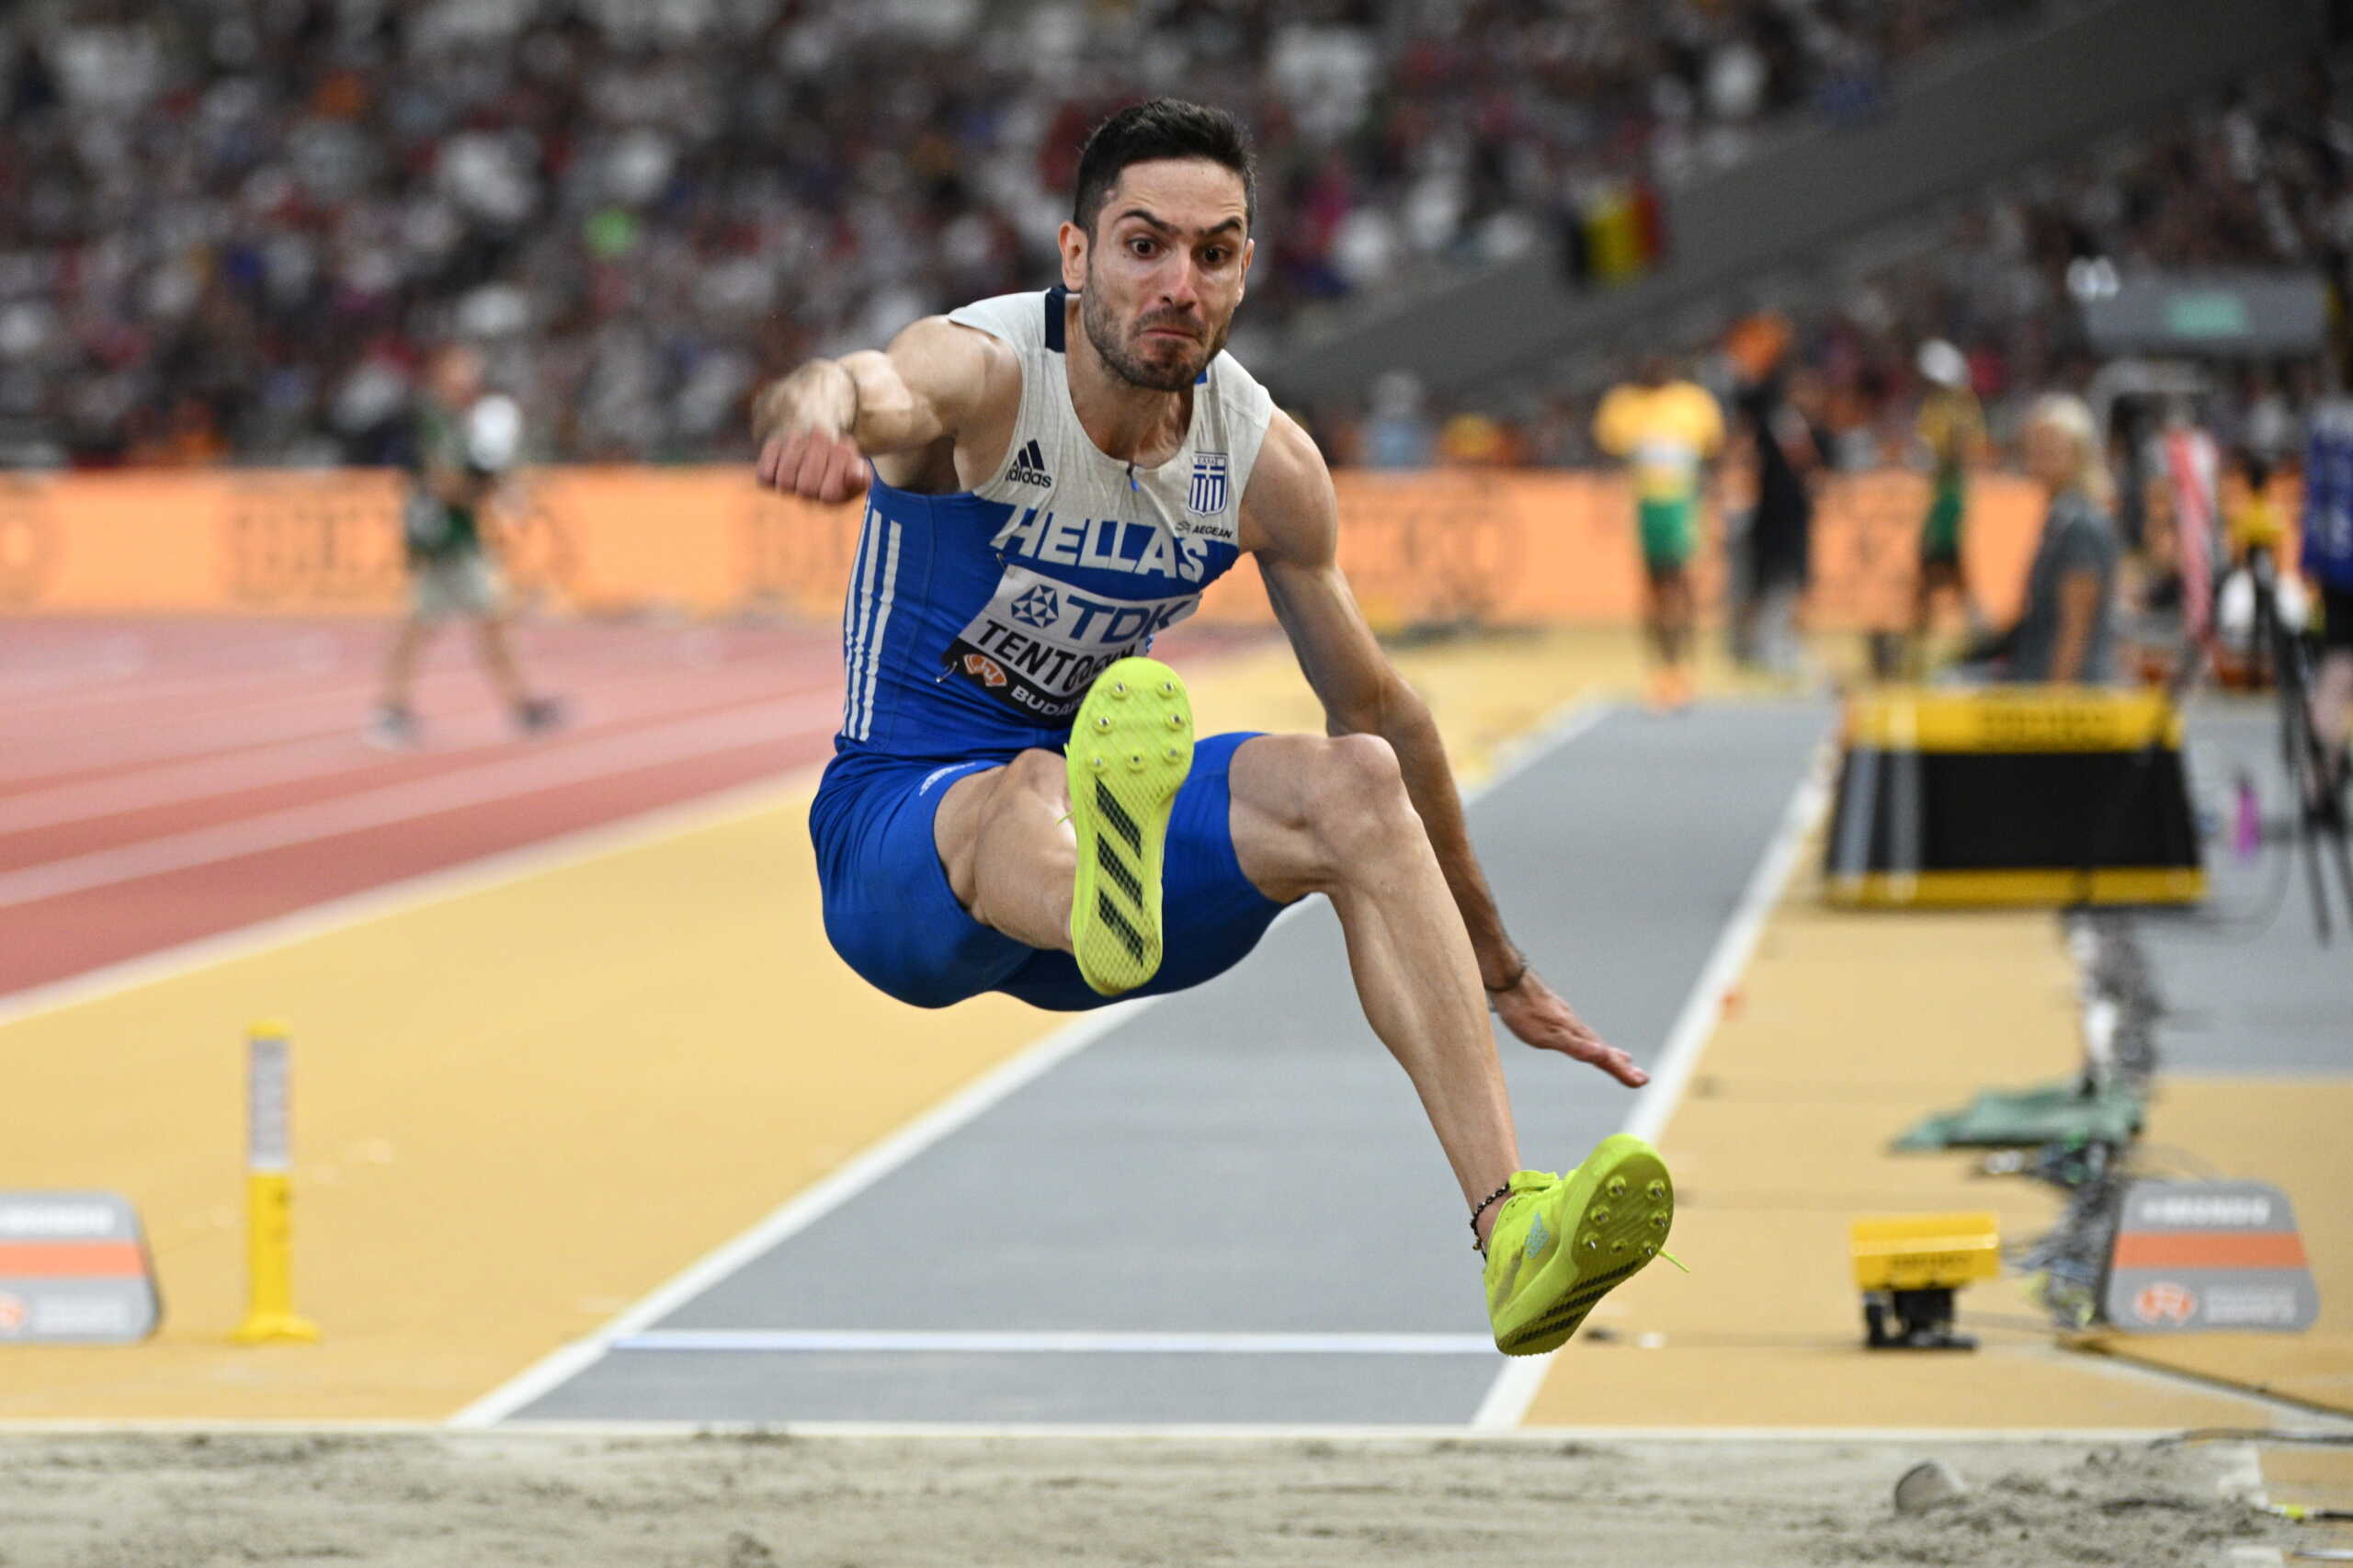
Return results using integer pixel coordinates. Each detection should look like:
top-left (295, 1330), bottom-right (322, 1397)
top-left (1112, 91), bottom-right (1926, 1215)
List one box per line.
top-left (1824, 687), bottom-right (2205, 908)
top-left (1850, 1211), bottom-right (2002, 1350)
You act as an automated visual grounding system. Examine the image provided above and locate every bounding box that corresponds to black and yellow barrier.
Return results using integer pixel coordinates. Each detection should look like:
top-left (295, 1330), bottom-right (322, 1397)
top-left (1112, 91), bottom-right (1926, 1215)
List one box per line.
top-left (1824, 687), bottom-right (2205, 908)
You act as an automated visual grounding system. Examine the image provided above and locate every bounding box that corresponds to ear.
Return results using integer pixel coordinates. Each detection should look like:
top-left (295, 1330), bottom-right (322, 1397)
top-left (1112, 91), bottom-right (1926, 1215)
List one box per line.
top-left (1057, 221), bottom-right (1088, 292)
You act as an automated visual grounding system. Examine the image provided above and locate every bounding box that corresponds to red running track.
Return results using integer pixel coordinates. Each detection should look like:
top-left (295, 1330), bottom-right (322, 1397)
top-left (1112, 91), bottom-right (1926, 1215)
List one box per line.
top-left (0, 617), bottom-right (1266, 1000)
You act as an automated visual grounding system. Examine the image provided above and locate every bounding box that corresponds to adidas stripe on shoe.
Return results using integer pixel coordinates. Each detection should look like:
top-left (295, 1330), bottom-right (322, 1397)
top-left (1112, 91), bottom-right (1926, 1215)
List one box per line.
top-left (1483, 1133), bottom-right (1677, 1356)
top-left (1065, 656), bottom-right (1192, 995)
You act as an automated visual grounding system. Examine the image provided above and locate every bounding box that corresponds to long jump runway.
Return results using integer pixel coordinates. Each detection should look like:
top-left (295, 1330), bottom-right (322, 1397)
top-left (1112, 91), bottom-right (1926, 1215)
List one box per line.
top-left (479, 701), bottom-right (1830, 1426)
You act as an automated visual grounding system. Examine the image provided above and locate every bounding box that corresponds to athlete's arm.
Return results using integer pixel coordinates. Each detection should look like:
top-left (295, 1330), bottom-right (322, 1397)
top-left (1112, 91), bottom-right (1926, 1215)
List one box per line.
top-left (1245, 412), bottom-right (1644, 1087)
top-left (752, 317), bottom-right (1017, 503)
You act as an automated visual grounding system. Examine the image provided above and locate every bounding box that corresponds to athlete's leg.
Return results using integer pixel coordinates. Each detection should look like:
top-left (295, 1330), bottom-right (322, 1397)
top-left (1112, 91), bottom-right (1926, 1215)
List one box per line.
top-left (1909, 556), bottom-right (1965, 678)
top-left (1656, 562), bottom-right (1697, 703)
top-left (1640, 570), bottom-right (1672, 665)
top-left (932, 729), bottom-right (1519, 1224)
top-left (1226, 732), bottom-right (1520, 1228)
top-left (470, 611), bottom-right (531, 710)
top-left (934, 749), bottom-right (1077, 952)
top-left (381, 614), bottom-right (431, 711)
top-left (1660, 566), bottom-right (1692, 665)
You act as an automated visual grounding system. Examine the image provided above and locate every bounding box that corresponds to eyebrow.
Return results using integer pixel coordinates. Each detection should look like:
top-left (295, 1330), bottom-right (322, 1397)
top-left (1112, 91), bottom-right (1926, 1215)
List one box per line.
top-left (1110, 208), bottom-right (1245, 241)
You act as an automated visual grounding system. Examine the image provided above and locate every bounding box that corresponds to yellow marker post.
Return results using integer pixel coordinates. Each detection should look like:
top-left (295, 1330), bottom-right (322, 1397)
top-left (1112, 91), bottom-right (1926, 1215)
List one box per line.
top-left (231, 1020), bottom-right (320, 1345)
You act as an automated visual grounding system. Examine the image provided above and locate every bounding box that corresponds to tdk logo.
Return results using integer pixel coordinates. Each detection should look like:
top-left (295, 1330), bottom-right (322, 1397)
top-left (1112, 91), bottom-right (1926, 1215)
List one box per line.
top-left (1006, 439), bottom-right (1052, 488)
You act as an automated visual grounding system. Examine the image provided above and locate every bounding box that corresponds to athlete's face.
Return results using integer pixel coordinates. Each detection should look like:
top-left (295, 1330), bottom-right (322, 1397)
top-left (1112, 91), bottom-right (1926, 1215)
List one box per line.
top-left (431, 346), bottom-right (484, 408)
top-left (1063, 159), bottom-right (1253, 392)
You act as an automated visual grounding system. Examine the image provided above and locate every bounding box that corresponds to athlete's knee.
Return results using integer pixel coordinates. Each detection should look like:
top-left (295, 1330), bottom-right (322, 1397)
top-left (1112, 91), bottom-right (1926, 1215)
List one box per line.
top-left (996, 746), bottom-right (1068, 807)
top-left (1304, 733), bottom-right (1419, 862)
top-left (963, 753), bottom-right (1066, 859)
top-left (946, 748), bottom-right (1077, 927)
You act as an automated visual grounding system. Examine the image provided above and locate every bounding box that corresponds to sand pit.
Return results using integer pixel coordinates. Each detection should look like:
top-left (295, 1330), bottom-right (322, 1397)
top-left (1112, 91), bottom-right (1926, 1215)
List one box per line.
top-left (0, 1430), bottom-right (2287, 1567)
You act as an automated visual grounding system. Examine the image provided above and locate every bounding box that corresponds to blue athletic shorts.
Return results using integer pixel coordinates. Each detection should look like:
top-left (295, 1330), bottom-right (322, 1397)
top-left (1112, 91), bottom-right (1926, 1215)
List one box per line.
top-left (810, 733), bottom-right (1291, 1011)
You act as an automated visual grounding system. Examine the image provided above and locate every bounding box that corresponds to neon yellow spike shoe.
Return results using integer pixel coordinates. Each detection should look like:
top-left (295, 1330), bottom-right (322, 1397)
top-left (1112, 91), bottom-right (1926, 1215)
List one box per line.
top-left (1067, 655), bottom-right (1194, 996)
top-left (1483, 1133), bottom-right (1677, 1356)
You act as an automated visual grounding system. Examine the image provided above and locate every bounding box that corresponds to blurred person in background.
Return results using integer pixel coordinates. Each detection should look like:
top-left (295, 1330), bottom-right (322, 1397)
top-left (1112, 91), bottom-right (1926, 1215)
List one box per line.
top-left (1995, 393), bottom-right (2120, 685)
top-left (2212, 446), bottom-right (2307, 687)
top-left (1730, 347), bottom-right (1822, 684)
top-left (1438, 407), bottom-right (1520, 466)
top-left (2301, 388), bottom-right (2353, 824)
top-left (369, 345), bottom-right (563, 748)
top-left (2225, 448), bottom-right (2289, 572)
top-left (1362, 371), bottom-right (1436, 470)
top-left (2155, 401), bottom-right (2224, 660)
top-left (1907, 339), bottom-right (1986, 676)
top-left (1594, 355), bottom-right (1723, 709)
top-left (752, 99), bottom-right (1673, 1358)
top-left (2121, 466), bottom-right (2188, 676)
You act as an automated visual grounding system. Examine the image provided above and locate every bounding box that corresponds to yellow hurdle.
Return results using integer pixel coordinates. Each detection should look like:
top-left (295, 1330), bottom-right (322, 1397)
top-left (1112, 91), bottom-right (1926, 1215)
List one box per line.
top-left (230, 1019), bottom-right (321, 1346)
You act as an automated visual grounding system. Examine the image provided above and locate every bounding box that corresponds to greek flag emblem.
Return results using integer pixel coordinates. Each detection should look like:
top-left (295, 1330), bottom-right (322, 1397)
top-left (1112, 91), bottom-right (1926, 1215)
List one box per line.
top-left (1187, 451), bottom-right (1229, 517)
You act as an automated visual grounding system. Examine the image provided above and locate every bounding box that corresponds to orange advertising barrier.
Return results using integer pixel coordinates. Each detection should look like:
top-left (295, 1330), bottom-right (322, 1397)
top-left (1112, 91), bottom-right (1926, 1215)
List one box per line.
top-left (3, 466), bottom-right (2052, 629)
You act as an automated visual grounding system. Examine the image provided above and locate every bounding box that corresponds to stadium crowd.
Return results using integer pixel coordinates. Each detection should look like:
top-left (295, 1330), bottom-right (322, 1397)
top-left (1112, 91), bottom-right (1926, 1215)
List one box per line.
top-left (1542, 52), bottom-right (2353, 476)
top-left (5, 0), bottom-right (2021, 468)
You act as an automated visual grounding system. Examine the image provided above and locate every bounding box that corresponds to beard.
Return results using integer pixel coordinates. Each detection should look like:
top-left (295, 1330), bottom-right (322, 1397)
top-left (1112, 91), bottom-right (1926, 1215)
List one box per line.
top-left (1080, 279), bottom-right (1231, 392)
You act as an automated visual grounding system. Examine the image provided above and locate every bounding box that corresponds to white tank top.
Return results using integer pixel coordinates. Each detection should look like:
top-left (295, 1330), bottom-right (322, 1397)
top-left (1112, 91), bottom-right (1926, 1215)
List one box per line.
top-left (831, 286), bottom-right (1276, 757)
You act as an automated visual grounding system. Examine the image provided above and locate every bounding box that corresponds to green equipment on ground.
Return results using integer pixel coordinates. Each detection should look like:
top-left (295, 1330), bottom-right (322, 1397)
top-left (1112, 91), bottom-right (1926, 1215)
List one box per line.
top-left (1892, 1078), bottom-right (2145, 1152)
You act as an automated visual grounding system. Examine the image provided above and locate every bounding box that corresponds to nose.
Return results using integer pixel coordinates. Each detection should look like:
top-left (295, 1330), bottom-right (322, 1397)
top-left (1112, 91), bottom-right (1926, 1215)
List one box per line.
top-left (1156, 255), bottom-right (1199, 311)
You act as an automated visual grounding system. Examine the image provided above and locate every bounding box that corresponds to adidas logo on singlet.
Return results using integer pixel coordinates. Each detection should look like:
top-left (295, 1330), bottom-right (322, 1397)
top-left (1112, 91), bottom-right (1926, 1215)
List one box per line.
top-left (1006, 438), bottom-right (1052, 488)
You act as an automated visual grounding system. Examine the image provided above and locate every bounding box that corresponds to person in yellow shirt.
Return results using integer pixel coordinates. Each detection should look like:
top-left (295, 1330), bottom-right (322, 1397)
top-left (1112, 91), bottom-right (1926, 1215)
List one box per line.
top-left (2225, 449), bottom-right (2288, 565)
top-left (1595, 357), bottom-right (1724, 708)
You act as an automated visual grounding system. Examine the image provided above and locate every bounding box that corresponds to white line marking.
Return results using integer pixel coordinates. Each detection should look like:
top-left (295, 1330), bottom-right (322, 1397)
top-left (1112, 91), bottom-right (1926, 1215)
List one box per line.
top-left (0, 633), bottom-right (148, 694)
top-left (482, 1421), bottom-right (2233, 1443)
top-left (3, 735), bottom-right (386, 832)
top-left (0, 767), bottom-right (822, 1030)
top-left (0, 693), bottom-right (839, 910)
top-left (446, 995), bottom-right (1156, 1426)
top-left (609, 1330), bottom-right (1500, 1356)
top-left (1470, 1350), bottom-right (1558, 1430)
top-left (449, 696), bottom-right (1618, 1428)
top-left (1622, 753), bottom-right (1833, 1147)
top-left (0, 1418), bottom-right (2233, 1440)
top-left (0, 638), bottom-right (768, 783)
top-left (1471, 731), bottom-right (1836, 1432)
top-left (0, 675), bottom-right (834, 835)
top-left (0, 647), bottom-right (324, 717)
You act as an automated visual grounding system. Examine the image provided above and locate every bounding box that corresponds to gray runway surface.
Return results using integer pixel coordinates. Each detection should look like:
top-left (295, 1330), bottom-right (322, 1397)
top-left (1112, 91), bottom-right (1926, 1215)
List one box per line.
top-left (2138, 703), bottom-right (2353, 1074)
top-left (514, 702), bottom-right (1830, 1425)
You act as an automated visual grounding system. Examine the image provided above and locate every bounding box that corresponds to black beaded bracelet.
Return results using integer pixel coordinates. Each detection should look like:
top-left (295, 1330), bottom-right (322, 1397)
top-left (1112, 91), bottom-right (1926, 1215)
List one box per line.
top-left (1483, 960), bottom-right (1529, 995)
top-left (1469, 1181), bottom-right (1513, 1251)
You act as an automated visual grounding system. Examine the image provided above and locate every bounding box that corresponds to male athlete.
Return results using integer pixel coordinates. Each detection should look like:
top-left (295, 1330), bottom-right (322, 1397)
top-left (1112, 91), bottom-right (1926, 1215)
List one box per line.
top-left (752, 100), bottom-right (1674, 1355)
top-left (369, 345), bottom-right (563, 749)
top-left (1594, 356), bottom-right (1722, 708)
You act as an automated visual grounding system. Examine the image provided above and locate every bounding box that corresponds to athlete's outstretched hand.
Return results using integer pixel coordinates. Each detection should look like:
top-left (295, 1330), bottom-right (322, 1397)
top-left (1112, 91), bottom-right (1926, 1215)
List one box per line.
top-left (752, 365), bottom-right (868, 506)
top-left (1493, 969), bottom-right (1648, 1088)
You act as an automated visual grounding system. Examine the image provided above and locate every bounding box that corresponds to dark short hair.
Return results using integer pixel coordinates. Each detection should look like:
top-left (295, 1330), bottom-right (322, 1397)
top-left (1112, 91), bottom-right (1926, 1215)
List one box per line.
top-left (1072, 98), bottom-right (1256, 235)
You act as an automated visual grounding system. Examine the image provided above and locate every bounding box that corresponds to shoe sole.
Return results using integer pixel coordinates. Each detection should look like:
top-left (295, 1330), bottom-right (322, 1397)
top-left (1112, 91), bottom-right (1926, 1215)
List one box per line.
top-left (1066, 656), bottom-right (1193, 996)
top-left (1495, 1133), bottom-right (1675, 1356)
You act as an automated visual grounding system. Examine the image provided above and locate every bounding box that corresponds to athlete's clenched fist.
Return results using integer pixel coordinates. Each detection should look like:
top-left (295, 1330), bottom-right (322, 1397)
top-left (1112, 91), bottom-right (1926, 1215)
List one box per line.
top-left (752, 362), bottom-right (868, 505)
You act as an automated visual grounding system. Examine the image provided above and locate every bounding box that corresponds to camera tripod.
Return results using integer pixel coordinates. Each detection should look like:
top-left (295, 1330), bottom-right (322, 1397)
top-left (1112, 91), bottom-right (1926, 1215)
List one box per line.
top-left (2248, 552), bottom-right (2353, 941)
